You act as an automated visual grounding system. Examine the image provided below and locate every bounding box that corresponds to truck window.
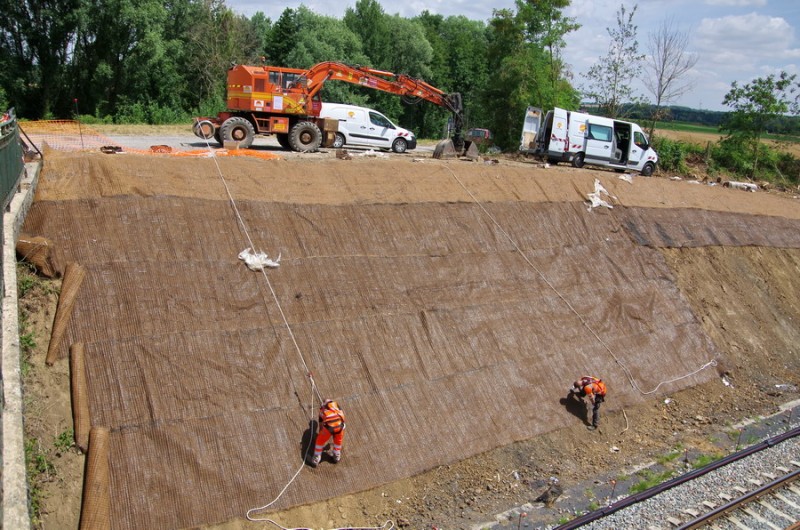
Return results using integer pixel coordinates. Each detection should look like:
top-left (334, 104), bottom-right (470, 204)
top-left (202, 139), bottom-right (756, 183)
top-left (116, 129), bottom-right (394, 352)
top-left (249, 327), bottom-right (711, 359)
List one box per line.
top-left (369, 112), bottom-right (394, 129)
top-left (634, 131), bottom-right (648, 149)
top-left (588, 123), bottom-right (612, 142)
top-left (283, 73), bottom-right (300, 89)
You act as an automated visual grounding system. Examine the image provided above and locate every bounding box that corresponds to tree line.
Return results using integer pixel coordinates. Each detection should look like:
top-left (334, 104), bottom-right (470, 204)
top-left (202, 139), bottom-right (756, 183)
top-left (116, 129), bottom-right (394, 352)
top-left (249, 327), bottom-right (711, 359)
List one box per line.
top-left (0, 0), bottom-right (585, 147)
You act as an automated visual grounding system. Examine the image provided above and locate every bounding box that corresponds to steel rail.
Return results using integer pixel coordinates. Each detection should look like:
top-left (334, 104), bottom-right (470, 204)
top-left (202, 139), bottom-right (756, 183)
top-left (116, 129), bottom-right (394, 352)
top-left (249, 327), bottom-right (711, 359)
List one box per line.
top-left (677, 467), bottom-right (800, 529)
top-left (553, 425), bottom-right (800, 529)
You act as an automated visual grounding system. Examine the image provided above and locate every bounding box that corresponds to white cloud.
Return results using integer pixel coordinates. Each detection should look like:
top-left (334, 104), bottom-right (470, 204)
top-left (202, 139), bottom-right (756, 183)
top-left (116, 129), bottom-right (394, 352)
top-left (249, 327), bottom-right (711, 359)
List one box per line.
top-left (694, 12), bottom-right (797, 65)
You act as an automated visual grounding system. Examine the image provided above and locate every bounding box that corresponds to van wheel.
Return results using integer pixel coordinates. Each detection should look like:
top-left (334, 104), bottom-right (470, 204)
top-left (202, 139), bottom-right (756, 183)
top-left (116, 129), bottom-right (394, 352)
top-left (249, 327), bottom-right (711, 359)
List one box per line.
top-left (289, 121), bottom-right (322, 152)
top-left (641, 162), bottom-right (655, 177)
top-left (220, 117), bottom-right (255, 148)
top-left (572, 153), bottom-right (585, 168)
top-left (392, 138), bottom-right (408, 153)
top-left (332, 132), bottom-right (345, 149)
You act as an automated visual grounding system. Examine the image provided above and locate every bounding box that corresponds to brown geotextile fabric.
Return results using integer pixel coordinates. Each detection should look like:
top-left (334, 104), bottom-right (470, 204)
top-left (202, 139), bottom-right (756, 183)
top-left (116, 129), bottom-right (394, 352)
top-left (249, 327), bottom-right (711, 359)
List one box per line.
top-left (80, 426), bottom-right (110, 530)
top-left (16, 234), bottom-right (57, 277)
top-left (70, 342), bottom-right (91, 453)
top-left (46, 262), bottom-right (86, 365)
top-left (24, 153), bottom-right (800, 529)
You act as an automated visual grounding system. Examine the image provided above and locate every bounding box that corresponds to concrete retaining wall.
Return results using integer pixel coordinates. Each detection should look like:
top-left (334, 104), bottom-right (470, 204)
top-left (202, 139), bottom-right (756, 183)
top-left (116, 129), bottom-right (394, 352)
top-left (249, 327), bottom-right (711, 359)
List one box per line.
top-left (2, 160), bottom-right (42, 530)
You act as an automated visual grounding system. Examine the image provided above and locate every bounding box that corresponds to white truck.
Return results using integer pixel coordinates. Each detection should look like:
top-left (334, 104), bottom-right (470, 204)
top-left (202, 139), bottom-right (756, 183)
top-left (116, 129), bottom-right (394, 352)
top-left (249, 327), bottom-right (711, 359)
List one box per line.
top-left (520, 106), bottom-right (658, 176)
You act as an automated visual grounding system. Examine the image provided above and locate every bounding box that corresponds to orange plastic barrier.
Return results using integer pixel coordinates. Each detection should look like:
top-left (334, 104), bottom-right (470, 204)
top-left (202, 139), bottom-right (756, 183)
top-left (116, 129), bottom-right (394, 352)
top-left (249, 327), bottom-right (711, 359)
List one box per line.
top-left (21, 120), bottom-right (281, 160)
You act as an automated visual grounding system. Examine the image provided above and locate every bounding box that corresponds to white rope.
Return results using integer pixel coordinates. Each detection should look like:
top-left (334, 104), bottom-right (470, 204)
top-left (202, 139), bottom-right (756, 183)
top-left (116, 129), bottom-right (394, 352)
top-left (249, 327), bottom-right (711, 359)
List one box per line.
top-left (198, 138), bottom-right (327, 519)
top-left (246, 381), bottom-right (319, 522)
top-left (260, 520), bottom-right (395, 530)
top-left (441, 164), bottom-right (717, 395)
top-left (201, 138), bottom-right (317, 384)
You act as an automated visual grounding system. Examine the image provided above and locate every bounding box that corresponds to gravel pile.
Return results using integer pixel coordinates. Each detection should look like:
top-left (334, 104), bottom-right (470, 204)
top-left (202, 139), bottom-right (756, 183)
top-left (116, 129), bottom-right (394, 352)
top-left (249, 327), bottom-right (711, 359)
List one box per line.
top-left (587, 433), bottom-right (800, 530)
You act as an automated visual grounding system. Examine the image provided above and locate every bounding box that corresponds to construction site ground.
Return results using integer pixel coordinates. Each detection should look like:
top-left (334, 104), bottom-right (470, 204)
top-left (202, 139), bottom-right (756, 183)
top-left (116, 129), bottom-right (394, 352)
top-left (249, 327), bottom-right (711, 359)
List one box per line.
top-left (17, 126), bottom-right (800, 530)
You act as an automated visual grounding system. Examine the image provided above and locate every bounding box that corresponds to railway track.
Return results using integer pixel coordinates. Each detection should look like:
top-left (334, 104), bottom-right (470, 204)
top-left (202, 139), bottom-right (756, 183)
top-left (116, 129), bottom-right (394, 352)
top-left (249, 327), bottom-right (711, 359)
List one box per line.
top-left (675, 464), bottom-right (800, 529)
top-left (555, 426), bottom-right (800, 530)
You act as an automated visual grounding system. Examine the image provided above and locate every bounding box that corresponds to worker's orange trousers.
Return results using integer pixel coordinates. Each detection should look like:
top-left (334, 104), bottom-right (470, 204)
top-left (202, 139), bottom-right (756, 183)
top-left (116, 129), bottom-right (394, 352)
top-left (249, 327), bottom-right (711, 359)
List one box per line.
top-left (313, 426), bottom-right (344, 459)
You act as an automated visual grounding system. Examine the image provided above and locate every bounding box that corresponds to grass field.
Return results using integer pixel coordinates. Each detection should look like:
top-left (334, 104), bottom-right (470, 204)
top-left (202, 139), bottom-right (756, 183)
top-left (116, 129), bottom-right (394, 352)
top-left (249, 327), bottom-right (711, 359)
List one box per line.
top-left (655, 121), bottom-right (800, 144)
top-left (653, 122), bottom-right (800, 158)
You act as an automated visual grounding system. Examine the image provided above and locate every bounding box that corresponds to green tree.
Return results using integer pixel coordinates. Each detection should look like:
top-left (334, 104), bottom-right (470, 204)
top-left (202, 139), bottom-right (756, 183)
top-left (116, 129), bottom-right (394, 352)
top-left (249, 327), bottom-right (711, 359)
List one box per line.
top-left (343, 0), bottom-right (391, 69)
top-left (363, 16), bottom-right (434, 124)
top-left (284, 7), bottom-right (370, 107)
top-left (583, 3), bottom-right (645, 118)
top-left (482, 8), bottom-right (527, 148)
top-left (266, 8), bottom-right (299, 66)
top-left (0, 0), bottom-right (85, 117)
top-left (179, 0), bottom-right (262, 116)
top-left (411, 11), bottom-right (451, 137)
top-left (482, 2), bottom-right (579, 149)
top-left (721, 71), bottom-right (799, 177)
top-left (516, 0), bottom-right (580, 111)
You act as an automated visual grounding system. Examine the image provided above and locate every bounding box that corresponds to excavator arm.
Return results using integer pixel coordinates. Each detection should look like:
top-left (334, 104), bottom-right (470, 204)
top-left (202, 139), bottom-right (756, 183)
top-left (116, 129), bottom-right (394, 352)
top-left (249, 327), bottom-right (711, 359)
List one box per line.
top-left (294, 62), bottom-right (471, 157)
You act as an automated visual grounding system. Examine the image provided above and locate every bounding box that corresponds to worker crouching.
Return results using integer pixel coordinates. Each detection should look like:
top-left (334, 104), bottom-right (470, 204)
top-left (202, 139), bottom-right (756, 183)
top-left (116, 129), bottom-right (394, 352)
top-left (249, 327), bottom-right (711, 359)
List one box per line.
top-left (309, 399), bottom-right (345, 467)
top-left (569, 376), bottom-right (607, 430)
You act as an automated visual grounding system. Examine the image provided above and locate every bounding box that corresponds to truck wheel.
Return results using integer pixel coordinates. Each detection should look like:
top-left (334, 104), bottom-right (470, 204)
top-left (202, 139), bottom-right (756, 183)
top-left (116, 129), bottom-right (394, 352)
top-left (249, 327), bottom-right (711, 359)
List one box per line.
top-left (214, 129), bottom-right (222, 146)
top-left (332, 132), bottom-right (345, 149)
top-left (220, 117), bottom-right (255, 148)
top-left (641, 162), bottom-right (655, 177)
top-left (392, 137), bottom-right (408, 153)
top-left (572, 153), bottom-right (585, 168)
top-left (276, 134), bottom-right (290, 149)
top-left (288, 121), bottom-right (322, 152)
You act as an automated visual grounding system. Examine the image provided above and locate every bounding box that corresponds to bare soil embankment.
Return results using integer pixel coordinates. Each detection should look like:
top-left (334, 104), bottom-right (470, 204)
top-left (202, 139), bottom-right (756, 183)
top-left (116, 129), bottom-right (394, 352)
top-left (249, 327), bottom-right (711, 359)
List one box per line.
top-left (20, 148), bottom-right (800, 530)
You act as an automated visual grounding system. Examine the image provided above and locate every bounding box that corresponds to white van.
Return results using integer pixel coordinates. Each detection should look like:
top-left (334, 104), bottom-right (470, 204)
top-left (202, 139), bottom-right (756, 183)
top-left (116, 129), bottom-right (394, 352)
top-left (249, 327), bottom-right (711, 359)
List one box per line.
top-left (320, 103), bottom-right (417, 153)
top-left (520, 106), bottom-right (658, 175)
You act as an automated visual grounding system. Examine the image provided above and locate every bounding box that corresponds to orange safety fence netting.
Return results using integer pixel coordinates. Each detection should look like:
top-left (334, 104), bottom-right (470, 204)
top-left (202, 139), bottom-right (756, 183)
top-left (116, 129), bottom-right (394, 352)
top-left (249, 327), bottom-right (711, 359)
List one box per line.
top-left (20, 120), bottom-right (281, 160)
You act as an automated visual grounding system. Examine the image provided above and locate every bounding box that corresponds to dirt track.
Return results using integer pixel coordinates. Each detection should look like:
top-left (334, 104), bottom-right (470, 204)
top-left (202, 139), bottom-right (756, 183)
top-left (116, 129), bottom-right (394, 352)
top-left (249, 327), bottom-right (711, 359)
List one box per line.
top-left (20, 144), bottom-right (800, 530)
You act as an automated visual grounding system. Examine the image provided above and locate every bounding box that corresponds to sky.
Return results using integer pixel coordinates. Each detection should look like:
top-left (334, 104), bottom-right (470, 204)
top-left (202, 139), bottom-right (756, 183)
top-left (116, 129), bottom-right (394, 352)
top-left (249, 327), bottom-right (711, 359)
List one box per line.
top-left (226, 0), bottom-right (800, 112)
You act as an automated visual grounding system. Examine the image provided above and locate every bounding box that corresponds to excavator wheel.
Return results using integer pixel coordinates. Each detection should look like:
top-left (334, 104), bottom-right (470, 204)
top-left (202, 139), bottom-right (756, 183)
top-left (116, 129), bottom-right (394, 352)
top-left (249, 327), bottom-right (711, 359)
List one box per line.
top-left (220, 117), bottom-right (255, 149)
top-left (288, 121), bottom-right (322, 152)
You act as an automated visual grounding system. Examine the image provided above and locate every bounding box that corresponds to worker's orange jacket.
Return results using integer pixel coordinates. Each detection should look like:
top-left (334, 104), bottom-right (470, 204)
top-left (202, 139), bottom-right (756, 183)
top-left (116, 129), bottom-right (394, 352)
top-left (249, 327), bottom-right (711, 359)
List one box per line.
top-left (578, 376), bottom-right (607, 398)
top-left (319, 401), bottom-right (345, 434)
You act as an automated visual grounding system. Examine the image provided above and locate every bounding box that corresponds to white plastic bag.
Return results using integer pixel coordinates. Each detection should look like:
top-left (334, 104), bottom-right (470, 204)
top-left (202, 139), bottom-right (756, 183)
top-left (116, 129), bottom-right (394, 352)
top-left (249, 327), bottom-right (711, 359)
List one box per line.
top-left (238, 248), bottom-right (281, 271)
top-left (586, 179), bottom-right (615, 210)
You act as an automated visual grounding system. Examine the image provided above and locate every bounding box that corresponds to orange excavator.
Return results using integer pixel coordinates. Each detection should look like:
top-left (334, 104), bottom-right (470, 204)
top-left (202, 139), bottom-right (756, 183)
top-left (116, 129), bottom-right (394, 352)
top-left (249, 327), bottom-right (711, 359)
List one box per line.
top-left (192, 61), bottom-right (477, 158)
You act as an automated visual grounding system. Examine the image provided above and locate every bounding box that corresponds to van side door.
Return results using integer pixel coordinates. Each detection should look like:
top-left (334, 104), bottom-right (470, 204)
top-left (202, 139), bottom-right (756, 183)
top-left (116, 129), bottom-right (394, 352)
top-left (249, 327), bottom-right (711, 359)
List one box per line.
top-left (520, 106), bottom-right (542, 153)
top-left (357, 111), bottom-right (395, 148)
top-left (547, 107), bottom-right (569, 159)
top-left (585, 120), bottom-right (614, 163)
top-left (628, 129), bottom-right (648, 167)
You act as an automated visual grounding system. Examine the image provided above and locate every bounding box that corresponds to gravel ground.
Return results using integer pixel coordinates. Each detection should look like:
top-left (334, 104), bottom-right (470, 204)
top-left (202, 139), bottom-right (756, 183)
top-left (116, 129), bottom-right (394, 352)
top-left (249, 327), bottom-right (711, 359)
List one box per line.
top-left (487, 402), bottom-right (800, 530)
top-left (583, 428), bottom-right (800, 529)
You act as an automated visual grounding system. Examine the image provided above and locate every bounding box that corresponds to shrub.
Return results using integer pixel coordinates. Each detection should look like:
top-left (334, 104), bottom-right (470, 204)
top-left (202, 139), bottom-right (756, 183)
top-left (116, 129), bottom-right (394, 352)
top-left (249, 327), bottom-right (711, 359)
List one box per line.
top-left (651, 137), bottom-right (700, 174)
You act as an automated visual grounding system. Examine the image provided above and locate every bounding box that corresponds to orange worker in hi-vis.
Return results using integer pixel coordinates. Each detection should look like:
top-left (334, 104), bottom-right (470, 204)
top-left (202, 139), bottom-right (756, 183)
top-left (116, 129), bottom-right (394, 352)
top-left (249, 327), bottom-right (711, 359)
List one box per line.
top-left (569, 376), bottom-right (607, 430)
top-left (309, 399), bottom-right (346, 467)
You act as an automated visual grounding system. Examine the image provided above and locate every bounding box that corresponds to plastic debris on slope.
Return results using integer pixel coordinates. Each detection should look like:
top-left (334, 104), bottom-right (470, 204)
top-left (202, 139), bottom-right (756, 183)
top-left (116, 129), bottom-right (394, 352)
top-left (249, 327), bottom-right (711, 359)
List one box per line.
top-left (238, 248), bottom-right (281, 271)
top-left (587, 178), bottom-right (615, 210)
